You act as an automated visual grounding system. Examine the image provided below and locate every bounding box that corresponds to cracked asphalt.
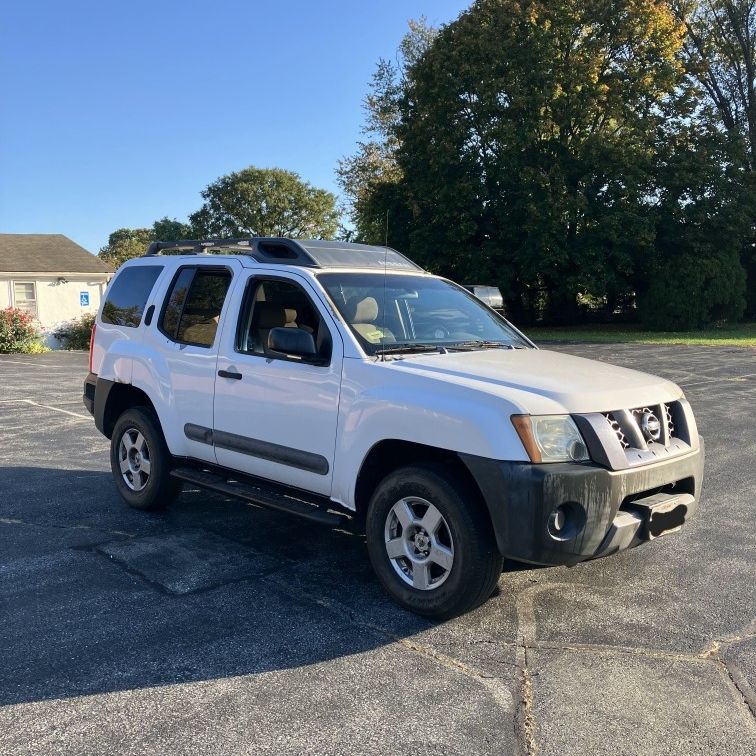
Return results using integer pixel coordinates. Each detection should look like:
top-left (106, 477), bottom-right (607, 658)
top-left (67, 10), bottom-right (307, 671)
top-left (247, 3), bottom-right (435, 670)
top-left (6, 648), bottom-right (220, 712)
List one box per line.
top-left (1, 344), bottom-right (754, 755)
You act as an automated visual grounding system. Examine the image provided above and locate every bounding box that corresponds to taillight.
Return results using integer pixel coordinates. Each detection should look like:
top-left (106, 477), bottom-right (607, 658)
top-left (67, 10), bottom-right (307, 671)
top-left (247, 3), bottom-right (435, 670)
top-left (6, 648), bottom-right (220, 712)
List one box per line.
top-left (88, 323), bottom-right (96, 374)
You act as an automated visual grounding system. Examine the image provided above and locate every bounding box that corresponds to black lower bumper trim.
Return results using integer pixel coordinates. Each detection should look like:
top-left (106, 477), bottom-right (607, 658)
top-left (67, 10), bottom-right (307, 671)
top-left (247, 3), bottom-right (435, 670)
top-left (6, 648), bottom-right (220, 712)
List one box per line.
top-left (82, 372), bottom-right (97, 415)
top-left (460, 440), bottom-right (704, 566)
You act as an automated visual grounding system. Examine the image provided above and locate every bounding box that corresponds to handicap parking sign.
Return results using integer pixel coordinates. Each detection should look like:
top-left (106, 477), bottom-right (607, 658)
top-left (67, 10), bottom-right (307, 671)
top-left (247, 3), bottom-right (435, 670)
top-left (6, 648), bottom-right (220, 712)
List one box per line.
top-left (80, 291), bottom-right (90, 307)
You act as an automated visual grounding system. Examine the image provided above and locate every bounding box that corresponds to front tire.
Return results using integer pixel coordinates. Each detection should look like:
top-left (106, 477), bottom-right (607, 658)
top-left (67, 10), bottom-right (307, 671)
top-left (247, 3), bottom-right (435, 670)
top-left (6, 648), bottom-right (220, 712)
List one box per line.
top-left (365, 464), bottom-right (503, 619)
top-left (110, 407), bottom-right (181, 510)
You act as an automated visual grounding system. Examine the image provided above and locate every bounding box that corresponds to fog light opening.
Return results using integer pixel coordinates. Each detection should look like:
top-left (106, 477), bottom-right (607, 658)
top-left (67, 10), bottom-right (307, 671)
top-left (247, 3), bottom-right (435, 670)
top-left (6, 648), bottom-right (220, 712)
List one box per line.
top-left (547, 502), bottom-right (586, 542)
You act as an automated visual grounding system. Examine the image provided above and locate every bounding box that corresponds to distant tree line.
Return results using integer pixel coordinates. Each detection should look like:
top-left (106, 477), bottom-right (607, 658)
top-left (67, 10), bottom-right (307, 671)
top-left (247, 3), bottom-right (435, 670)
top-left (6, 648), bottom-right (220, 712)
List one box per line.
top-left (338, 1), bottom-right (756, 329)
top-left (98, 167), bottom-right (340, 268)
top-left (102, 1), bottom-right (756, 330)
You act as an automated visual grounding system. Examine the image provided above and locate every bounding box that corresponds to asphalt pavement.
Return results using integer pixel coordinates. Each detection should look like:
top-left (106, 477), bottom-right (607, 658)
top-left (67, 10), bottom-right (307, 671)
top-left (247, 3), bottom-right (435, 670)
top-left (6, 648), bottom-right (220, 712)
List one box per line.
top-left (0, 344), bottom-right (754, 755)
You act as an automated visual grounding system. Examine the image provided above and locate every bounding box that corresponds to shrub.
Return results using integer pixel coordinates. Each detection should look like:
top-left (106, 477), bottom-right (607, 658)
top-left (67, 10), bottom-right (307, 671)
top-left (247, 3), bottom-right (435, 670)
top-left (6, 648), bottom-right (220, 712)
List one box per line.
top-left (638, 252), bottom-right (746, 330)
top-left (53, 312), bottom-right (96, 350)
top-left (0, 307), bottom-right (42, 353)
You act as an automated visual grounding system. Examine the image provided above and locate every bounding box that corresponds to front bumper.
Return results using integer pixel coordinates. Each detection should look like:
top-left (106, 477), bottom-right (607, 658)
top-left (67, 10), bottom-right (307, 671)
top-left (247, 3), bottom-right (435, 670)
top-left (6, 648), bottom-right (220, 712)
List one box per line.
top-left (460, 438), bottom-right (704, 566)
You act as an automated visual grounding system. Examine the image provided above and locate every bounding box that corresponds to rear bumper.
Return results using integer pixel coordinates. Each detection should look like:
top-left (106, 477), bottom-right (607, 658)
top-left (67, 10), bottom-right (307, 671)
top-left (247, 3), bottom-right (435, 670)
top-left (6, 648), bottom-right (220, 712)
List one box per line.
top-left (460, 438), bottom-right (704, 566)
top-left (83, 372), bottom-right (97, 415)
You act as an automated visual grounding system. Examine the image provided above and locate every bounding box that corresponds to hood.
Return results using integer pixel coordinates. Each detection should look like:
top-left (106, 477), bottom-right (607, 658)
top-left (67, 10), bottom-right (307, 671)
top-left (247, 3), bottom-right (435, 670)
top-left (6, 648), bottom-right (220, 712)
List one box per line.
top-left (390, 348), bottom-right (682, 414)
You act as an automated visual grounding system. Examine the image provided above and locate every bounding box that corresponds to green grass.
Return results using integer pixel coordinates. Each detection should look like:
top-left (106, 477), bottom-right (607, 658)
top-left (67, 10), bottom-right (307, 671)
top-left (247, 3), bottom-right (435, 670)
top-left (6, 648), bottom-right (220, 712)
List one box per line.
top-left (523, 323), bottom-right (756, 347)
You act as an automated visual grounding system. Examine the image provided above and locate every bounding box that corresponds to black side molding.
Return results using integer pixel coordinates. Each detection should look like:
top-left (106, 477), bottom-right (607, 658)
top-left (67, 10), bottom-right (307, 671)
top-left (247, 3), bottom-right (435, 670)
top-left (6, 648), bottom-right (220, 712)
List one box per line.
top-left (184, 424), bottom-right (329, 475)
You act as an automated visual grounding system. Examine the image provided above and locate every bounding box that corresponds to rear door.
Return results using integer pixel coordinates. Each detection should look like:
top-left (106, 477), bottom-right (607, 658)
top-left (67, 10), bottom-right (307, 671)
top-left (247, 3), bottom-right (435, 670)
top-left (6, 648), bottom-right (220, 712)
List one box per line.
top-left (212, 271), bottom-right (342, 496)
top-left (138, 261), bottom-right (239, 463)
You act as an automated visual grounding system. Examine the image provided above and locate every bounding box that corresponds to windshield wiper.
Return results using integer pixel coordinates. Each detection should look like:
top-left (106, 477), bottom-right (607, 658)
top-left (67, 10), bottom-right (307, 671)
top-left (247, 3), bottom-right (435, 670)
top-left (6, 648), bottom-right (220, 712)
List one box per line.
top-left (376, 343), bottom-right (449, 357)
top-left (448, 340), bottom-right (515, 350)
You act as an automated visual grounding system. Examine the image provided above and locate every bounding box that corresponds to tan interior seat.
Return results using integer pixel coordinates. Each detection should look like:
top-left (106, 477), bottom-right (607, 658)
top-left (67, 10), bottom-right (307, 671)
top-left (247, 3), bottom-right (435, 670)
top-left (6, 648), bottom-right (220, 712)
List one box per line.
top-left (253, 303), bottom-right (298, 351)
top-left (346, 296), bottom-right (395, 344)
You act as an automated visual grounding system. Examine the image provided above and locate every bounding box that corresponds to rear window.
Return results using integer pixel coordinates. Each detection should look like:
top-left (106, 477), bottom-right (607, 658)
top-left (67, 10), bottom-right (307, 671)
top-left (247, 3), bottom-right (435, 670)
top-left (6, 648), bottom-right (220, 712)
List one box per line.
top-left (160, 267), bottom-right (232, 347)
top-left (101, 266), bottom-right (163, 327)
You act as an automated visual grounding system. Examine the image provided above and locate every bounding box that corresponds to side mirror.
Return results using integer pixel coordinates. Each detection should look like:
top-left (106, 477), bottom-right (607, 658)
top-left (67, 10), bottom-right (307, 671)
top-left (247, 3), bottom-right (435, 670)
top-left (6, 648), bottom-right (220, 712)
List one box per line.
top-left (267, 327), bottom-right (319, 360)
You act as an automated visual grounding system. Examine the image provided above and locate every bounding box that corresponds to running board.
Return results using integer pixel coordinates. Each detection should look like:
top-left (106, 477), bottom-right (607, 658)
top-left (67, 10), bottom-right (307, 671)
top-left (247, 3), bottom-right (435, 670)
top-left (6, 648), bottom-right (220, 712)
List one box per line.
top-left (170, 466), bottom-right (347, 527)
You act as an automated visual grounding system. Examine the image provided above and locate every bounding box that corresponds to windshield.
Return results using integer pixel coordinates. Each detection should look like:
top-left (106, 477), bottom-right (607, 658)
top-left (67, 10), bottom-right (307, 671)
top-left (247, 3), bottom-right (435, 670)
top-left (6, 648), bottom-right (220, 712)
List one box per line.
top-left (317, 272), bottom-right (531, 356)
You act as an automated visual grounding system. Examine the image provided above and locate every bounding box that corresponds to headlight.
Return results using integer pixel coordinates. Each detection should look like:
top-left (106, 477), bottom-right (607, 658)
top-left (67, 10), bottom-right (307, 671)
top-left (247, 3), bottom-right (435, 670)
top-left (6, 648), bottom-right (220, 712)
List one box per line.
top-left (511, 414), bottom-right (590, 463)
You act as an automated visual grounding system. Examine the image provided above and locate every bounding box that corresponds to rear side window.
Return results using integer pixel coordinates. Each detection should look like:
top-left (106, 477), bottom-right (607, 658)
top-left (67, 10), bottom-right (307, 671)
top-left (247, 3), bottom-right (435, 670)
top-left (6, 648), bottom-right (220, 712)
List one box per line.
top-left (101, 266), bottom-right (163, 327)
top-left (160, 267), bottom-right (232, 347)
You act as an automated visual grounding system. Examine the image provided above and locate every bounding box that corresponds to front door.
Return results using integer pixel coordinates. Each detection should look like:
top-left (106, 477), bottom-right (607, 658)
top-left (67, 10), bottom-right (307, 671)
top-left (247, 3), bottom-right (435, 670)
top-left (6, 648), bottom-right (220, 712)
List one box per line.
top-left (213, 272), bottom-right (342, 496)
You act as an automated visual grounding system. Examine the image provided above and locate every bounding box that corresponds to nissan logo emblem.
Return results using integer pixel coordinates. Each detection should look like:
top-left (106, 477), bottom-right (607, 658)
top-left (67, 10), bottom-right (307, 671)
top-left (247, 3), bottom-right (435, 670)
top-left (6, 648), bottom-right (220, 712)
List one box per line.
top-left (641, 411), bottom-right (661, 442)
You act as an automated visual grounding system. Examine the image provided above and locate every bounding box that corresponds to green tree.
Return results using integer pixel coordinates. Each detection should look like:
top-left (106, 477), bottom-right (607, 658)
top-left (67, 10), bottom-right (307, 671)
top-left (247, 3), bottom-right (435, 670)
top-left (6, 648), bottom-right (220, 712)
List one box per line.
top-left (393, 0), bottom-right (687, 322)
top-left (336, 18), bottom-right (437, 244)
top-left (641, 122), bottom-right (750, 328)
top-left (673, 0), bottom-right (756, 317)
top-left (99, 218), bottom-right (192, 267)
top-left (189, 167), bottom-right (339, 239)
top-left (98, 227), bottom-right (153, 267)
top-left (153, 216), bottom-right (192, 241)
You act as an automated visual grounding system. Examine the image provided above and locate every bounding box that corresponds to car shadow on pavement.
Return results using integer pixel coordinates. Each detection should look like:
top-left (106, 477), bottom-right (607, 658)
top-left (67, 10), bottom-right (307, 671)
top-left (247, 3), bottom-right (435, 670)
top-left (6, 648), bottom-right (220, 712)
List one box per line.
top-left (0, 467), bottom-right (440, 707)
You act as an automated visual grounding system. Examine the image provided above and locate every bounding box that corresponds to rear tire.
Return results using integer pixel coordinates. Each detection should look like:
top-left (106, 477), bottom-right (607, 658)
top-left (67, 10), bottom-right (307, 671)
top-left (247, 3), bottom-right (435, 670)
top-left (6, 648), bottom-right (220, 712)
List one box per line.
top-left (110, 407), bottom-right (181, 510)
top-left (365, 464), bottom-right (503, 619)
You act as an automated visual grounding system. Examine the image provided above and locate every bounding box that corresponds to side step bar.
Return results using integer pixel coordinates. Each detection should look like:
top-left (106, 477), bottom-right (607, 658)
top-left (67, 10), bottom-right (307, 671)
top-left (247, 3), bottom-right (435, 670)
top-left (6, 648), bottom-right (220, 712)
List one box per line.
top-left (170, 466), bottom-right (348, 527)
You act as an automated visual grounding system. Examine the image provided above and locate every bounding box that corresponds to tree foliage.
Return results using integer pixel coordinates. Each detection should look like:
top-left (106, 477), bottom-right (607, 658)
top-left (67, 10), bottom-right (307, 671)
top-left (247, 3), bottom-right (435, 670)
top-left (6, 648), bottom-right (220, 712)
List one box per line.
top-left (673, 0), bottom-right (756, 317)
top-left (98, 227), bottom-right (154, 268)
top-left (336, 18), bottom-right (437, 243)
top-left (100, 168), bottom-right (339, 269)
top-left (189, 167), bottom-right (339, 239)
top-left (395, 0), bottom-right (687, 322)
top-left (343, 0), bottom-right (753, 327)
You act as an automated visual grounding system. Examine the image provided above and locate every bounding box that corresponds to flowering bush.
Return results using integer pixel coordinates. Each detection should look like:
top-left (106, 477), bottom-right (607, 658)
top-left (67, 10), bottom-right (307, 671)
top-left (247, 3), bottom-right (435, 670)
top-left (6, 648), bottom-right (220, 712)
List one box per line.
top-left (53, 312), bottom-right (96, 350)
top-left (0, 307), bottom-right (44, 353)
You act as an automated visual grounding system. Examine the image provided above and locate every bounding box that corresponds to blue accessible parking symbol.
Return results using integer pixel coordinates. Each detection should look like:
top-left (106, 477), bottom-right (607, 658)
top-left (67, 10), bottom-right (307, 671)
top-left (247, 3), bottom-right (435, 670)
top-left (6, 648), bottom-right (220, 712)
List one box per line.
top-left (80, 291), bottom-right (90, 307)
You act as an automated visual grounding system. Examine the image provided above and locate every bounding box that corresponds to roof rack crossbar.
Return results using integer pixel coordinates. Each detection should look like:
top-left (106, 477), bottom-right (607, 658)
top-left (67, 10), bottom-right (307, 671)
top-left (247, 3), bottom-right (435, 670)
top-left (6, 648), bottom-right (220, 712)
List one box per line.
top-left (145, 238), bottom-right (255, 256)
top-left (144, 237), bottom-right (320, 266)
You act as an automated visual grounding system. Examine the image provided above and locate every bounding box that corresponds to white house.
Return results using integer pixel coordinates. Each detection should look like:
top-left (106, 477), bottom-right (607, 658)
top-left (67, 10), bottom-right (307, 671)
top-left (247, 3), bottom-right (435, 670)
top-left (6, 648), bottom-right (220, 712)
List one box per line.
top-left (0, 234), bottom-right (112, 345)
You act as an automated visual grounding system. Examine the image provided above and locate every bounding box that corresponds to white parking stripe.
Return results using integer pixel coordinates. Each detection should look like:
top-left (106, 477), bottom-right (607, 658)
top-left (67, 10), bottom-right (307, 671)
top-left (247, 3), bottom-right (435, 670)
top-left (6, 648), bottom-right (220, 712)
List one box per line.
top-left (0, 399), bottom-right (90, 420)
top-left (0, 360), bottom-right (65, 368)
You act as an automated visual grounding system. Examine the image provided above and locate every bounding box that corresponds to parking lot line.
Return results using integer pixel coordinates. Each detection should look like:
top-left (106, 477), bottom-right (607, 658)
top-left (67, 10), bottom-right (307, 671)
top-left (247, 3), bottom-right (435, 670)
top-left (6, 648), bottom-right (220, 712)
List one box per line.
top-left (0, 399), bottom-right (90, 420)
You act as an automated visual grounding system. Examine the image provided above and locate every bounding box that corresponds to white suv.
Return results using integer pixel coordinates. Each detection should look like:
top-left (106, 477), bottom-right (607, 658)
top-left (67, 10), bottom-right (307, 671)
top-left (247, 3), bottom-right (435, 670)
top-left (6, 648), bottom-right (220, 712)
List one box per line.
top-left (84, 238), bottom-right (704, 618)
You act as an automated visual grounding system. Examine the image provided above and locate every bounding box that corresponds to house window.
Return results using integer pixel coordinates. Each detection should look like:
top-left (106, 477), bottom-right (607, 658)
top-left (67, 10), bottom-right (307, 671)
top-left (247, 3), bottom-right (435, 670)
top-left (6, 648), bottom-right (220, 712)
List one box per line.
top-left (13, 282), bottom-right (37, 316)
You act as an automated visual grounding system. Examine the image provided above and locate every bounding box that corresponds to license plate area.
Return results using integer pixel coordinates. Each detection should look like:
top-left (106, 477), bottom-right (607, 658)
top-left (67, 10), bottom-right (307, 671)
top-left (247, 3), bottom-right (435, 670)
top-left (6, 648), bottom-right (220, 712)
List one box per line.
top-left (624, 493), bottom-right (694, 540)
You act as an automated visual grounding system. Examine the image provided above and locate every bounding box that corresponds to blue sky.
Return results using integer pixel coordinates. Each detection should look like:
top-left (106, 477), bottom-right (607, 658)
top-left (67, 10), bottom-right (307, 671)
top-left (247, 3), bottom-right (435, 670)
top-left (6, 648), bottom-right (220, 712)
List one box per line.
top-left (0, 0), bottom-right (470, 254)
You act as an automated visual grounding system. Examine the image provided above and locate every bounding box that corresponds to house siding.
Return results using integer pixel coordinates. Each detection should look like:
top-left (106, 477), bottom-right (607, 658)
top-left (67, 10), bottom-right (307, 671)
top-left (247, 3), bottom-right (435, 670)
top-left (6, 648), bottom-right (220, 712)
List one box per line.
top-left (0, 274), bottom-right (109, 346)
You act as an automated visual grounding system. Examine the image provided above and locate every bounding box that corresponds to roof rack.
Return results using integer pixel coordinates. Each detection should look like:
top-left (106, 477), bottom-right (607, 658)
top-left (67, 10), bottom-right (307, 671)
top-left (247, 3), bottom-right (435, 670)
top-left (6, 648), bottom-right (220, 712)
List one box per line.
top-left (145, 237), bottom-right (319, 266)
top-left (144, 237), bottom-right (424, 271)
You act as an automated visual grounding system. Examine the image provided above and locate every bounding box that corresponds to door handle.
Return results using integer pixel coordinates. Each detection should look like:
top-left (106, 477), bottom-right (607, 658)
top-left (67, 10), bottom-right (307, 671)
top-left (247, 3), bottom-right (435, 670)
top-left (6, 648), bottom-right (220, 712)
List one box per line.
top-left (218, 369), bottom-right (243, 380)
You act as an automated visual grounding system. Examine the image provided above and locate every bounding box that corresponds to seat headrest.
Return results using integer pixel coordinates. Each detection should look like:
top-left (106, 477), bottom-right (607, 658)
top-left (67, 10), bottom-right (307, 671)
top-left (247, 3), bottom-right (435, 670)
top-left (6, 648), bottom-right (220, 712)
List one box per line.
top-left (255, 303), bottom-right (287, 329)
top-left (347, 296), bottom-right (379, 324)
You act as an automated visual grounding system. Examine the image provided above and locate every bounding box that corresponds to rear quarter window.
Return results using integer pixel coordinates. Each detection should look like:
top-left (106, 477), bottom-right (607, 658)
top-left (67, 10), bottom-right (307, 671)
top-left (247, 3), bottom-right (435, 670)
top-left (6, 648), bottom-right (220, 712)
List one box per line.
top-left (101, 265), bottom-right (164, 327)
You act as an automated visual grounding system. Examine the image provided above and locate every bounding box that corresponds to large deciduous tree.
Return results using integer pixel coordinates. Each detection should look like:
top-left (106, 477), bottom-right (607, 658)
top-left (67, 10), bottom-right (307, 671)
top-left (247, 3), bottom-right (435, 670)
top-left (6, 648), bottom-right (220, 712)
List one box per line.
top-left (673, 0), bottom-right (756, 317)
top-left (99, 218), bottom-right (192, 267)
top-left (336, 18), bottom-right (437, 245)
top-left (98, 227), bottom-right (154, 267)
top-left (395, 0), bottom-right (687, 322)
top-left (189, 167), bottom-right (339, 239)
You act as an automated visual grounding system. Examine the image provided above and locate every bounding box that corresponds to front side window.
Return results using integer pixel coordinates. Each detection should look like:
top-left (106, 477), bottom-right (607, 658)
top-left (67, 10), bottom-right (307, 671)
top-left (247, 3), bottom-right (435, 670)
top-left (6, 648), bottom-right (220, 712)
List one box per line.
top-left (13, 282), bottom-right (37, 316)
top-left (101, 266), bottom-right (163, 327)
top-left (318, 272), bottom-right (530, 356)
top-left (160, 267), bottom-right (232, 347)
top-left (236, 278), bottom-right (331, 362)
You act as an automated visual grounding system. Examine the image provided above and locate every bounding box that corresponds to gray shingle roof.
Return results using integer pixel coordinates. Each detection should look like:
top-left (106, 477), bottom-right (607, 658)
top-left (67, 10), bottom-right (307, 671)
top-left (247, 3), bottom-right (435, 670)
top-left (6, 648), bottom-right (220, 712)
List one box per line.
top-left (0, 234), bottom-right (112, 274)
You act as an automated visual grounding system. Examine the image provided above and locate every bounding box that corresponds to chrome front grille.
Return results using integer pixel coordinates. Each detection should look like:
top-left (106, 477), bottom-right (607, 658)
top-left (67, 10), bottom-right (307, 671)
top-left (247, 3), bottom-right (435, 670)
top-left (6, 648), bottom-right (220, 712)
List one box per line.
top-left (664, 403), bottom-right (675, 437)
top-left (602, 403), bottom-right (678, 451)
top-left (603, 413), bottom-right (629, 449)
top-left (576, 399), bottom-right (696, 470)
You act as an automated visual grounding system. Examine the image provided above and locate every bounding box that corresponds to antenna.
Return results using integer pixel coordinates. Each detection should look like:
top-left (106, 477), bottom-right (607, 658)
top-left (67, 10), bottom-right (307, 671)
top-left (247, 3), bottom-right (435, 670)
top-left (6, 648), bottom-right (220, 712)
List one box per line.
top-left (381, 210), bottom-right (389, 361)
